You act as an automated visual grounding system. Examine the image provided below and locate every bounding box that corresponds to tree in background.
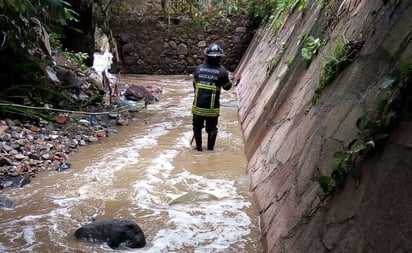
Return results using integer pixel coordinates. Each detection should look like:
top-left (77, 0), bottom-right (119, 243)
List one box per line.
top-left (0, 0), bottom-right (104, 119)
top-left (61, 0), bottom-right (96, 67)
top-left (0, 0), bottom-right (75, 85)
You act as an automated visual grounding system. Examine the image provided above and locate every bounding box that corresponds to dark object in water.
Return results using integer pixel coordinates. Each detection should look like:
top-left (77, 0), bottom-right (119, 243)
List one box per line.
top-left (124, 85), bottom-right (158, 102)
top-left (0, 197), bottom-right (14, 208)
top-left (56, 162), bottom-right (71, 172)
top-left (74, 219), bottom-right (146, 249)
top-left (1, 176), bottom-right (31, 188)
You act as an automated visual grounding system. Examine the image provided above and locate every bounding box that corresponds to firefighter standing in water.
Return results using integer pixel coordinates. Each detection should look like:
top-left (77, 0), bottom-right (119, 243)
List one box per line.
top-left (191, 42), bottom-right (232, 151)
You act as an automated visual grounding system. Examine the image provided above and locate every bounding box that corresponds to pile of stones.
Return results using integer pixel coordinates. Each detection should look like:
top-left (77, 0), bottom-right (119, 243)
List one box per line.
top-left (0, 114), bottom-right (120, 190)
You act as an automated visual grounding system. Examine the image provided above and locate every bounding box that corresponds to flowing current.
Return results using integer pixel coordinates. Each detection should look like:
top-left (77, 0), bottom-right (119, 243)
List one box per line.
top-left (0, 53), bottom-right (262, 252)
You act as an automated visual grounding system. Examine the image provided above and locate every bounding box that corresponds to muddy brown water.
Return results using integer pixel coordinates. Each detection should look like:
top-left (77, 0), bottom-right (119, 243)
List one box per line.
top-left (0, 71), bottom-right (263, 252)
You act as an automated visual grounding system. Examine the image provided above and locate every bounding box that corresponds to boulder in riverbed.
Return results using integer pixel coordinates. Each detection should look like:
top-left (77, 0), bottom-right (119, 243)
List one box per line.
top-left (169, 191), bottom-right (219, 205)
top-left (74, 218), bottom-right (146, 249)
top-left (124, 85), bottom-right (158, 102)
top-left (0, 196), bottom-right (14, 208)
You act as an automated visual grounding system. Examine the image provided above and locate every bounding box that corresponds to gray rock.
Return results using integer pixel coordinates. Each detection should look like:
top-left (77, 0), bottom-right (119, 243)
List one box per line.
top-left (169, 191), bottom-right (219, 205)
top-left (41, 153), bottom-right (50, 160)
top-left (176, 43), bottom-right (188, 55)
top-left (69, 139), bottom-right (79, 148)
top-left (0, 197), bottom-right (14, 208)
top-left (235, 27), bottom-right (247, 33)
top-left (15, 154), bottom-right (26, 160)
top-left (1, 143), bottom-right (12, 152)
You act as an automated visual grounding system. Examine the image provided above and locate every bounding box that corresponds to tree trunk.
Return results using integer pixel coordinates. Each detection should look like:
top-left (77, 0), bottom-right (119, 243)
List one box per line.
top-left (61, 0), bottom-right (95, 67)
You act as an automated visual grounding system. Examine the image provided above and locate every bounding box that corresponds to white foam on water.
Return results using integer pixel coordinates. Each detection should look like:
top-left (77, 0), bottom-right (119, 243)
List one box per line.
top-left (145, 150), bottom-right (178, 177)
top-left (131, 150), bottom-right (253, 253)
top-left (146, 103), bottom-right (163, 111)
top-left (174, 131), bottom-right (193, 149)
top-left (0, 72), bottom-right (259, 252)
top-left (140, 195), bottom-right (252, 253)
top-left (166, 105), bottom-right (192, 119)
top-left (132, 183), bottom-right (160, 211)
top-left (1, 217), bottom-right (46, 252)
top-left (132, 149), bottom-right (179, 210)
top-left (0, 119), bottom-right (176, 253)
top-left (131, 122), bottom-right (173, 146)
top-left (52, 196), bottom-right (84, 208)
top-left (22, 226), bottom-right (36, 245)
top-left (3, 196), bottom-right (120, 251)
top-left (73, 121), bottom-right (173, 201)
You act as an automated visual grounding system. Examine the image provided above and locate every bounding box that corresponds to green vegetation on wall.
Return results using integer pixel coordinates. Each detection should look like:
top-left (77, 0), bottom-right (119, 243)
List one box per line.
top-left (245, 0), bottom-right (307, 28)
top-left (266, 56), bottom-right (281, 75)
top-left (301, 36), bottom-right (323, 67)
top-left (159, 0), bottom-right (246, 28)
top-left (319, 63), bottom-right (412, 195)
top-left (311, 36), bottom-right (348, 103)
top-left (312, 37), bottom-right (364, 103)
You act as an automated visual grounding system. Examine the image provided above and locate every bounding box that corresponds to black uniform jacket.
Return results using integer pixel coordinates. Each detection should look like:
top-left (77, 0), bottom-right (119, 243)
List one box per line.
top-left (192, 62), bottom-right (231, 117)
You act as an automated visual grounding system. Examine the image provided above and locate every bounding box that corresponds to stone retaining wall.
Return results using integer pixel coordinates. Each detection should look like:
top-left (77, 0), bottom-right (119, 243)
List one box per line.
top-left (108, 15), bottom-right (254, 74)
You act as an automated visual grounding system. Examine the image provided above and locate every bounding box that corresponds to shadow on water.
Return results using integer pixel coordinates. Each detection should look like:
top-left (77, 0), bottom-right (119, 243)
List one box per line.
top-left (0, 53), bottom-right (263, 252)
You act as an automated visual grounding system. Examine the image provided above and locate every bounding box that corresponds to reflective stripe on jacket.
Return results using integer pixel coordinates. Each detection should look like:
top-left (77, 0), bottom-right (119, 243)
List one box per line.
top-left (192, 63), bottom-right (231, 117)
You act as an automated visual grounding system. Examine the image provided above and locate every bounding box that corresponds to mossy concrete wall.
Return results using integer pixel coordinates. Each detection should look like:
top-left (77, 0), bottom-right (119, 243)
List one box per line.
top-left (234, 1), bottom-right (412, 252)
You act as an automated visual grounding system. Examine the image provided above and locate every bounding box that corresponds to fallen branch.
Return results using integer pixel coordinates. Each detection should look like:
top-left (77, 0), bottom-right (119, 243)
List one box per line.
top-left (0, 103), bottom-right (129, 115)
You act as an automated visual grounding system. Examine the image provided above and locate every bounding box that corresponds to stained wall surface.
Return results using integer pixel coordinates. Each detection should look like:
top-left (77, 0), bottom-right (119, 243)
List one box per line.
top-left (234, 1), bottom-right (412, 252)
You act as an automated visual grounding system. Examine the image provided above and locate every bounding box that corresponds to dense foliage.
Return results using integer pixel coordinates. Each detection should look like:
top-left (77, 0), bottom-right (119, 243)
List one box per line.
top-left (245, 0), bottom-right (306, 28)
top-left (0, 0), bottom-right (100, 120)
top-left (0, 0), bottom-right (75, 84)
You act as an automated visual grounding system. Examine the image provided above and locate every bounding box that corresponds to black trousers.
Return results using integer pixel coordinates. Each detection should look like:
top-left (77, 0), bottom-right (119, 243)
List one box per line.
top-left (192, 114), bottom-right (218, 150)
top-left (192, 114), bottom-right (218, 134)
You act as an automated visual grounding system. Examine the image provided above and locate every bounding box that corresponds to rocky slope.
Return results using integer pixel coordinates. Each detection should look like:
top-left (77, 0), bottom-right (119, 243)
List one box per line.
top-left (0, 55), bottom-right (151, 191)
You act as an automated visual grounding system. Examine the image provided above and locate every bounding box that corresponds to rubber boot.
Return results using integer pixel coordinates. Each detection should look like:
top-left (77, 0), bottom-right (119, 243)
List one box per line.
top-left (207, 134), bottom-right (217, 151)
top-left (193, 126), bottom-right (203, 151)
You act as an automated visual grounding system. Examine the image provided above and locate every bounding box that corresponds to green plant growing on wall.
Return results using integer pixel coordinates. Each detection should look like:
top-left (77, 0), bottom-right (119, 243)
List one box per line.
top-left (318, 63), bottom-right (412, 195)
top-left (246, 0), bottom-right (307, 28)
top-left (159, 0), bottom-right (245, 29)
top-left (318, 140), bottom-right (368, 194)
top-left (286, 55), bottom-right (293, 65)
top-left (270, 0), bottom-right (307, 34)
top-left (301, 36), bottom-right (323, 67)
top-left (320, 0), bottom-right (337, 19)
top-left (312, 36), bottom-right (348, 103)
top-left (266, 56), bottom-right (280, 75)
top-left (311, 37), bottom-right (364, 103)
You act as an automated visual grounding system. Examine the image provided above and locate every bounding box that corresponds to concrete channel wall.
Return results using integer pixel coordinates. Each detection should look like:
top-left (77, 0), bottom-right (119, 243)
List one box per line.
top-left (234, 1), bottom-right (412, 252)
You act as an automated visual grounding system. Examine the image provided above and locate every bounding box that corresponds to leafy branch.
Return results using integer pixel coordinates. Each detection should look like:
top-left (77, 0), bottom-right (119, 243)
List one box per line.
top-left (319, 63), bottom-right (412, 195)
top-left (301, 36), bottom-right (323, 67)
